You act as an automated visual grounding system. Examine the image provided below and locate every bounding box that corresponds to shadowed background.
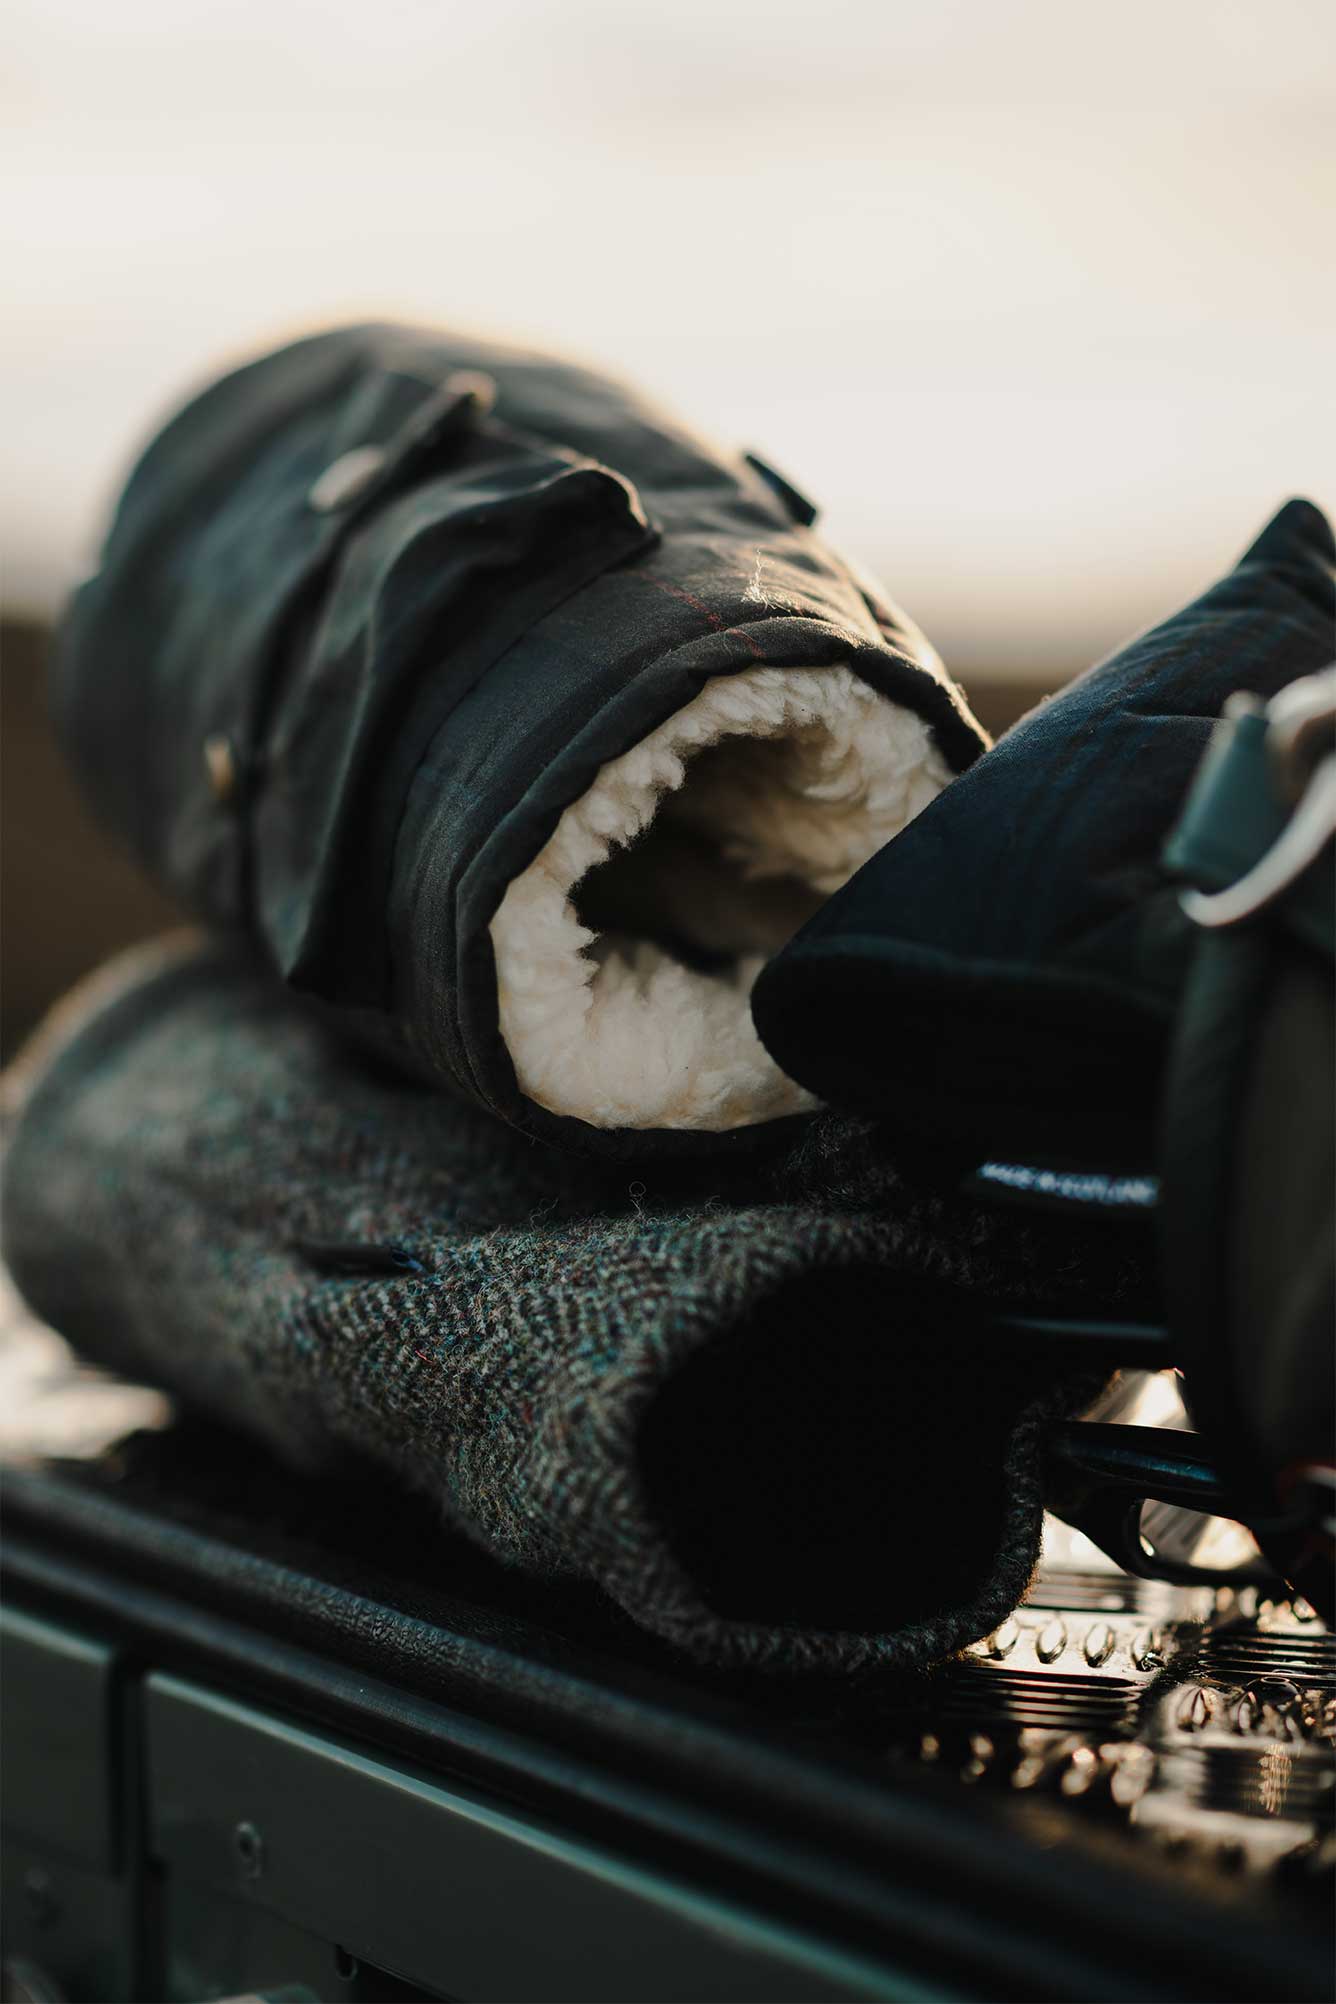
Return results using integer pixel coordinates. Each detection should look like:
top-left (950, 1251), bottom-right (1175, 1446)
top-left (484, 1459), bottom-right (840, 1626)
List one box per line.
top-left (4, 0), bottom-right (1334, 1054)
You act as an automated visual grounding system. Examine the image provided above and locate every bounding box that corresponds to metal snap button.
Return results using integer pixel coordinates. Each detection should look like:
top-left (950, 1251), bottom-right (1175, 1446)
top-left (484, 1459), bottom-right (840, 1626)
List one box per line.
top-left (445, 368), bottom-right (497, 415)
top-left (203, 734), bottom-right (237, 803)
top-left (307, 443), bottom-right (387, 513)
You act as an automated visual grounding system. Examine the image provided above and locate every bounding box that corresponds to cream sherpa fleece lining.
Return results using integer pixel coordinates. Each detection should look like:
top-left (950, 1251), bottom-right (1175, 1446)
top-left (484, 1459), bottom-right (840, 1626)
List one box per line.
top-left (490, 666), bottom-right (952, 1130)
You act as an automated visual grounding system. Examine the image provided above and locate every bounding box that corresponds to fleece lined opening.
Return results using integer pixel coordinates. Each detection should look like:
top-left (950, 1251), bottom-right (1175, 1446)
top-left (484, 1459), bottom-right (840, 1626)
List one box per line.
top-left (490, 666), bottom-right (952, 1130)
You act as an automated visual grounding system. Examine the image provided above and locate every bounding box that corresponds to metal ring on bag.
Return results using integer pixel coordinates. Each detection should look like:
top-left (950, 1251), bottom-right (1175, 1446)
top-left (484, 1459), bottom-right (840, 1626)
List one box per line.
top-left (1180, 665), bottom-right (1336, 930)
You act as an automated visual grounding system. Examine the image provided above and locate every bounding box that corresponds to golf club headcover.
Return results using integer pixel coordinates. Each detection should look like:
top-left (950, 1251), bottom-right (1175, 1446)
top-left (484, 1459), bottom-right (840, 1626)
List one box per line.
top-left (54, 323), bottom-right (983, 1157)
top-left (752, 499), bottom-right (1335, 1168)
top-left (2, 941), bottom-right (1119, 1674)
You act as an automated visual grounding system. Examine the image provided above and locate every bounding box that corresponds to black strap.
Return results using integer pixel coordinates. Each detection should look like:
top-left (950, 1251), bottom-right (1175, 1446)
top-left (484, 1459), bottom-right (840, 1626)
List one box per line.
top-left (1157, 675), bottom-right (1335, 1610)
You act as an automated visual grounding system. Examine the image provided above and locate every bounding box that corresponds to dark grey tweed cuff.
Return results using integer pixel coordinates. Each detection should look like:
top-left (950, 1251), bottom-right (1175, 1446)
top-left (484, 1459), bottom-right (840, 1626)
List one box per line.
top-left (3, 943), bottom-right (1105, 1673)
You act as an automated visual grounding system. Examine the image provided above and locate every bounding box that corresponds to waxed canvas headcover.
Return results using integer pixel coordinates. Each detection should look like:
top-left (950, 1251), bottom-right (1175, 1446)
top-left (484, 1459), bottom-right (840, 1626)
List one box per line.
top-left (751, 499), bottom-right (1336, 1167)
top-left (54, 322), bottom-right (984, 1155)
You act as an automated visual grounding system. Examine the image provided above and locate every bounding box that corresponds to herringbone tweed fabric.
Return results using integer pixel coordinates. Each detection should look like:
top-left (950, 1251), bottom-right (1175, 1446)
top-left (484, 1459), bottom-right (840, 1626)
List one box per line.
top-left (3, 941), bottom-right (1117, 1672)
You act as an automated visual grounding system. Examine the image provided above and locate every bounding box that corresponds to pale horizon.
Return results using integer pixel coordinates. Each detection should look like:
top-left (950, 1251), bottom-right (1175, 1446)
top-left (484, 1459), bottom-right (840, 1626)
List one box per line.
top-left (7, 0), bottom-right (1334, 681)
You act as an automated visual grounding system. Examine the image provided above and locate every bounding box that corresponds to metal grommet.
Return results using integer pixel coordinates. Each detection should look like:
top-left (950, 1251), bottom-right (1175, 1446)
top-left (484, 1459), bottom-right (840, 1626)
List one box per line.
top-left (1035, 1618), bottom-right (1067, 1663)
top-left (445, 368), bottom-right (497, 416)
top-left (20, 1867), bottom-right (60, 1930)
top-left (203, 734), bottom-right (237, 803)
top-left (307, 443), bottom-right (388, 514)
top-left (232, 1819), bottom-right (265, 1880)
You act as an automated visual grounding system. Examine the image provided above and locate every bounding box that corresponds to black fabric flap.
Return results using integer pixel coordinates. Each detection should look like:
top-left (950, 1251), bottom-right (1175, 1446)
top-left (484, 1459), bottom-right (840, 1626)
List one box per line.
top-left (53, 327), bottom-right (657, 955)
top-left (253, 431), bottom-right (655, 993)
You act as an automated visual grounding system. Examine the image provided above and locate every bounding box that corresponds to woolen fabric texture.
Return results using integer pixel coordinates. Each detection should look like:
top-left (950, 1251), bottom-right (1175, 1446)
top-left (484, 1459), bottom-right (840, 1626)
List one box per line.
top-left (752, 498), bottom-right (1336, 1167)
top-left (52, 321), bottom-right (984, 1158)
top-left (2, 943), bottom-right (1118, 1674)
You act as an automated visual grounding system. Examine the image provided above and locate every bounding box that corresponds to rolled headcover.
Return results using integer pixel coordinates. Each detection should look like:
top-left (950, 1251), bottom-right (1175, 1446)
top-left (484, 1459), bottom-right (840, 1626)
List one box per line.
top-left (55, 323), bottom-right (984, 1155)
top-left (1, 941), bottom-right (1105, 1674)
top-left (752, 498), bottom-right (1336, 1169)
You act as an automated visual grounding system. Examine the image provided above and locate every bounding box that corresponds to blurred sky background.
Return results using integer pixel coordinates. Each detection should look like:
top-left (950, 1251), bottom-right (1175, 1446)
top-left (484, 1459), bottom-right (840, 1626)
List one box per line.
top-left (6, 0), bottom-right (1334, 682)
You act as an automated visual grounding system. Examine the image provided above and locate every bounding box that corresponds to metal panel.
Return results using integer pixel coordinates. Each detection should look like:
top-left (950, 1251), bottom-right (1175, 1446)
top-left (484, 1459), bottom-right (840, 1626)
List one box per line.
top-left (1, 1836), bottom-right (134, 2002)
top-left (0, 1607), bottom-right (119, 1871)
top-left (158, 1879), bottom-right (432, 2003)
top-left (144, 1675), bottom-right (918, 2002)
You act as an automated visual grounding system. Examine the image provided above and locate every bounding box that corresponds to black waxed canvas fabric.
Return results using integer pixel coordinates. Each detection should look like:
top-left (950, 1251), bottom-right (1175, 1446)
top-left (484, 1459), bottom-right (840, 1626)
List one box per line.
top-left (1, 943), bottom-right (1124, 1674)
top-left (752, 499), bottom-right (1336, 1168)
top-left (53, 321), bottom-right (985, 1159)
